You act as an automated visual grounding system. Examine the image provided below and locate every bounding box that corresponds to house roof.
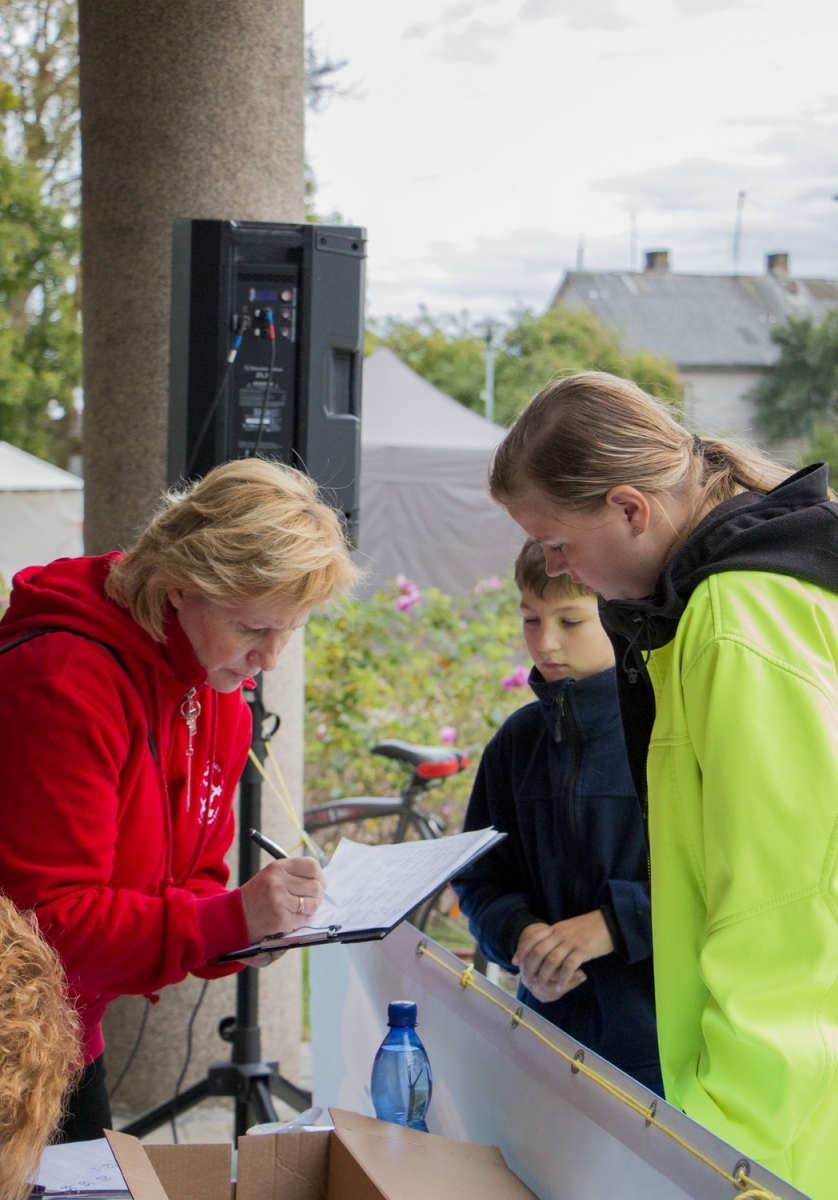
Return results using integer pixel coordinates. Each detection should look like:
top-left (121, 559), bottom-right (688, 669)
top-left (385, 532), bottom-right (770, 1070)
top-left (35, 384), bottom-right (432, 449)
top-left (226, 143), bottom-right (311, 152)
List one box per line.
top-left (0, 441), bottom-right (83, 491)
top-left (553, 270), bottom-right (838, 370)
top-left (362, 348), bottom-right (502, 450)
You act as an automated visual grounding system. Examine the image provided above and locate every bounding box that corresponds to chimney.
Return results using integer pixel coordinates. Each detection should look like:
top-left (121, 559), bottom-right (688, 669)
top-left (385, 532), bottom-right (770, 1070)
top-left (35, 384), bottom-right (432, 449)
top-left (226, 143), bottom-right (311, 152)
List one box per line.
top-left (644, 250), bottom-right (670, 273)
top-left (767, 252), bottom-right (789, 277)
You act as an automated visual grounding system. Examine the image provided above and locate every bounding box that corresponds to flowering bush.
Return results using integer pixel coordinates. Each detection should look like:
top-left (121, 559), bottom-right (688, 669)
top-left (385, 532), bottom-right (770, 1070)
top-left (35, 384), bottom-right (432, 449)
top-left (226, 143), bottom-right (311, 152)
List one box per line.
top-left (304, 576), bottom-right (528, 829)
top-left (501, 665), bottom-right (530, 690)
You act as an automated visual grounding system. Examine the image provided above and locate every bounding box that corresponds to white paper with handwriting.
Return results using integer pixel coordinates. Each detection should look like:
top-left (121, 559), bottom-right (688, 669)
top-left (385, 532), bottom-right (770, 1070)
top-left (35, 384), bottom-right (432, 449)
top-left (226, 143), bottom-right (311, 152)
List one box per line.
top-left (304, 826), bottom-right (503, 935)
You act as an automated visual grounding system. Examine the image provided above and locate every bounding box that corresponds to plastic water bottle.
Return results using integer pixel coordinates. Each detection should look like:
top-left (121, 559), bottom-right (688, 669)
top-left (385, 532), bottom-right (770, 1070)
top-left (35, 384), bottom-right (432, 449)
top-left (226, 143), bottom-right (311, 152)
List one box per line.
top-left (370, 1001), bottom-right (433, 1131)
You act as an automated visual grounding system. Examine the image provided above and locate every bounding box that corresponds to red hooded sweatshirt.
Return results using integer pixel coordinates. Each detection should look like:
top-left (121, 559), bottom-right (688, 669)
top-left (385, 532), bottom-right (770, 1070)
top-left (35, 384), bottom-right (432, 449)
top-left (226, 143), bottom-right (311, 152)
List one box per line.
top-left (0, 554), bottom-right (252, 1062)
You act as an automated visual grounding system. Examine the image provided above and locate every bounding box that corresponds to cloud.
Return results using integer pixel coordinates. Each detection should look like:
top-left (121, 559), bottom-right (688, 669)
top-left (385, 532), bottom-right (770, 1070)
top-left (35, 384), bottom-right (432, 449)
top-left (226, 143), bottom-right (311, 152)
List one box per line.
top-left (437, 18), bottom-right (512, 63)
top-left (596, 100), bottom-right (838, 227)
top-left (672, 0), bottom-right (750, 12)
top-left (520, 0), bottom-right (634, 30)
top-left (369, 226), bottom-right (580, 319)
top-left (404, 23), bottom-right (432, 38)
top-left (589, 106), bottom-right (838, 283)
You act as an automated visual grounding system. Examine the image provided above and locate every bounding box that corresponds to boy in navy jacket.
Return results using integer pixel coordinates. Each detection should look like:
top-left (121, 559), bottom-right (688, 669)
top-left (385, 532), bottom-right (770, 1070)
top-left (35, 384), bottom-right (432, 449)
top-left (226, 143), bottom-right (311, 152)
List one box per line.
top-left (453, 540), bottom-right (661, 1092)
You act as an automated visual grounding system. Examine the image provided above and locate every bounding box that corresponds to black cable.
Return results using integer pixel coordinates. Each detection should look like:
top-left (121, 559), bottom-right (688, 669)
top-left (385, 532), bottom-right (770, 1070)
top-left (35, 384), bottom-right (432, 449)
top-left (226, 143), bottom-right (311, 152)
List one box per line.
top-left (186, 316), bottom-right (251, 478)
top-left (170, 979), bottom-right (209, 1144)
top-left (107, 997), bottom-right (151, 1103)
top-left (251, 309), bottom-right (277, 459)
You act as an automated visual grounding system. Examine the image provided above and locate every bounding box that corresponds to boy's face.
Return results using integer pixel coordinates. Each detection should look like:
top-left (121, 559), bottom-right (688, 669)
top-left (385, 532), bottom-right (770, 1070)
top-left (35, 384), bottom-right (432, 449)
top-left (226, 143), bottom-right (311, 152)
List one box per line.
top-left (520, 587), bottom-right (615, 682)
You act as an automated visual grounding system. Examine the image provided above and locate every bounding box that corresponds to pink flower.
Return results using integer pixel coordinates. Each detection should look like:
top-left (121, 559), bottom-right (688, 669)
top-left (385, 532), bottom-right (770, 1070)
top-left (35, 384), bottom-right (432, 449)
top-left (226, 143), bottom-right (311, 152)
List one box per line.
top-left (501, 665), bottom-right (530, 690)
top-left (316, 722), bottom-right (328, 740)
top-left (474, 575), bottom-right (503, 593)
top-left (396, 573), bottom-right (418, 595)
top-left (441, 805), bottom-right (453, 816)
top-left (396, 592), bottom-right (421, 612)
top-left (439, 725), bottom-right (457, 744)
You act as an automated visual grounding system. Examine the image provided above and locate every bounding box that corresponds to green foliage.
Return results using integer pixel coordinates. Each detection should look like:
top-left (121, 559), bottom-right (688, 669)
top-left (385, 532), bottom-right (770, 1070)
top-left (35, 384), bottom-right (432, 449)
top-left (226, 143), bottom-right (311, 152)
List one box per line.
top-left (369, 306), bottom-right (683, 427)
top-left (304, 577), bottom-right (529, 828)
top-left (495, 307), bottom-right (683, 426)
top-left (0, 0), bottom-right (80, 205)
top-left (0, 0), bottom-right (81, 466)
top-left (804, 423), bottom-right (838, 482)
top-left (0, 151), bottom-right (80, 460)
top-left (751, 311), bottom-right (838, 442)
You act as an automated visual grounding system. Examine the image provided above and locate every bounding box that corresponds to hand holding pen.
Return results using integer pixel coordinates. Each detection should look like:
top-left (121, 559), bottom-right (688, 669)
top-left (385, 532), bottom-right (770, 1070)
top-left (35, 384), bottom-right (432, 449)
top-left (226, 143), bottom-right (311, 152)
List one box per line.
top-left (238, 831), bottom-right (327, 946)
top-left (249, 829), bottom-right (336, 906)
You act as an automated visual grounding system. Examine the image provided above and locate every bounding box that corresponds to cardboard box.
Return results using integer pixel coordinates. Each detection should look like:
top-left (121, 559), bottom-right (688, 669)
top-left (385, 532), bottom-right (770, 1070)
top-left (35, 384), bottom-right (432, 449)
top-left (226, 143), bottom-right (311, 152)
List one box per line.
top-left (106, 1109), bottom-right (537, 1200)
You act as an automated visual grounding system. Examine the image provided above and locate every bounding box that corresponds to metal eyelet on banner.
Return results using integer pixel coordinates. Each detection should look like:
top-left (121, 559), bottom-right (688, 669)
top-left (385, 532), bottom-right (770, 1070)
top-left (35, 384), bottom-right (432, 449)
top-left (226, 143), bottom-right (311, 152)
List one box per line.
top-left (571, 1048), bottom-right (585, 1074)
top-left (511, 1006), bottom-right (524, 1030)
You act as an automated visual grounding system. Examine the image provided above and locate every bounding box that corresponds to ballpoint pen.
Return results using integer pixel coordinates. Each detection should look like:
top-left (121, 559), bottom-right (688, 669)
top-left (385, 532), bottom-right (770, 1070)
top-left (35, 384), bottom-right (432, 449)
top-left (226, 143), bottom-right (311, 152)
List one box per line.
top-left (249, 828), bottom-right (336, 905)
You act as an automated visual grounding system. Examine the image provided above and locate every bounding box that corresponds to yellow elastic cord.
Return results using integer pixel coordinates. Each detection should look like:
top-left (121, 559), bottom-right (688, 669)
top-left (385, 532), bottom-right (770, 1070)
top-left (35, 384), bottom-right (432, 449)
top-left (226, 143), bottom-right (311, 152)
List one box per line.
top-left (247, 745), bottom-right (322, 860)
top-left (417, 944), bottom-right (782, 1200)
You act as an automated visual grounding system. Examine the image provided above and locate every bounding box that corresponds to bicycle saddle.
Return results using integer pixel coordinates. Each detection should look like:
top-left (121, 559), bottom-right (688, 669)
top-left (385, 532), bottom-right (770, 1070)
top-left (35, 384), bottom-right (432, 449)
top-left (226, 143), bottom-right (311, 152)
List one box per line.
top-left (371, 739), bottom-right (467, 773)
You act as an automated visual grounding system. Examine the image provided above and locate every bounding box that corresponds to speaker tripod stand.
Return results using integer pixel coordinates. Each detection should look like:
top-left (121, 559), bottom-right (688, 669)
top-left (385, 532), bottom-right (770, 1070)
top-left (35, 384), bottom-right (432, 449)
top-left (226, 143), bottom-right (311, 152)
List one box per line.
top-left (120, 681), bottom-right (311, 1140)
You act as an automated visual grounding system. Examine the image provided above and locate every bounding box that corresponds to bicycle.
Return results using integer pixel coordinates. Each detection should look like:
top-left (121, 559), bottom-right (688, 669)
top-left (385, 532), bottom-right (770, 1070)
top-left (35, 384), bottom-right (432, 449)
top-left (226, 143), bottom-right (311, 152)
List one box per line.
top-left (303, 738), bottom-right (485, 958)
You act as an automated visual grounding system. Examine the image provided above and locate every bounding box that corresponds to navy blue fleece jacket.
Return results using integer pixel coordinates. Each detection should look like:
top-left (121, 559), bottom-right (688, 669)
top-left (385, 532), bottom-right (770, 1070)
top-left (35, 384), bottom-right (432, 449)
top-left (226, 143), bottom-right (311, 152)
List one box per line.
top-left (452, 666), bottom-right (661, 1091)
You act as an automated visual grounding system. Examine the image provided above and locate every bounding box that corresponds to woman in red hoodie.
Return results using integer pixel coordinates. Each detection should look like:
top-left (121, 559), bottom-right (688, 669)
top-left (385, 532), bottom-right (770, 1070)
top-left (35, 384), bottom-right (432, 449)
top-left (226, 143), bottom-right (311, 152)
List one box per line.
top-left (0, 457), bottom-right (357, 1139)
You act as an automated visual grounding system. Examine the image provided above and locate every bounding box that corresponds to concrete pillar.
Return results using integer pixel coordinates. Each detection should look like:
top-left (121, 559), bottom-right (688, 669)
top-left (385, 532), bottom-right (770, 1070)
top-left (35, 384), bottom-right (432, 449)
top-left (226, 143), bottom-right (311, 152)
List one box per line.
top-left (80, 0), bottom-right (308, 1119)
top-left (79, 0), bottom-right (305, 553)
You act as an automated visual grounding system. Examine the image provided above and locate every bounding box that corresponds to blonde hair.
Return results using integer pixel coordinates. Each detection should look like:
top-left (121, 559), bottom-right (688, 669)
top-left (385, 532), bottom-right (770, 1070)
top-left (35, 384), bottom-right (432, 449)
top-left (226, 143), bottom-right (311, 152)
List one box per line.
top-left (107, 459), bottom-right (360, 640)
top-left (514, 538), bottom-right (593, 601)
top-left (490, 372), bottom-right (790, 521)
top-left (0, 896), bottom-right (82, 1200)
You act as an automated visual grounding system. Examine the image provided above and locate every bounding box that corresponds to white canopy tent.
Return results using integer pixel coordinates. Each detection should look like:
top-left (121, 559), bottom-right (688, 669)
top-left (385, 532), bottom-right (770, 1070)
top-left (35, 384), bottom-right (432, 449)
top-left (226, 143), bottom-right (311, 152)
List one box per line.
top-left (356, 349), bottom-right (523, 597)
top-left (0, 442), bottom-right (83, 589)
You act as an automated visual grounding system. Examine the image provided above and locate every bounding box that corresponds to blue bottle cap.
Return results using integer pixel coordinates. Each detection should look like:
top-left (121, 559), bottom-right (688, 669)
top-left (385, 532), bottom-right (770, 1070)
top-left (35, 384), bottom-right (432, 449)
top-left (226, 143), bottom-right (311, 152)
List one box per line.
top-left (387, 1001), bottom-right (418, 1027)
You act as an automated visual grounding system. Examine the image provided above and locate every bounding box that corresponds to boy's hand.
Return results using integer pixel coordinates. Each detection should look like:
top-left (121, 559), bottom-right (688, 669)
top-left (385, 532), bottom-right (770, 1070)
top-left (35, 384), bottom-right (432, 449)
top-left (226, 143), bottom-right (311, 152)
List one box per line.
top-left (512, 911), bottom-right (614, 1002)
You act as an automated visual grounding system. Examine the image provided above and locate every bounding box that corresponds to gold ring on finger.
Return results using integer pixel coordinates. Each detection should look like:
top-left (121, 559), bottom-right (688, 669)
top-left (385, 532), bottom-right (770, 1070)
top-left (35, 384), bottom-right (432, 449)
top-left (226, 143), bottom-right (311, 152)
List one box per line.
top-left (297, 895), bottom-right (305, 915)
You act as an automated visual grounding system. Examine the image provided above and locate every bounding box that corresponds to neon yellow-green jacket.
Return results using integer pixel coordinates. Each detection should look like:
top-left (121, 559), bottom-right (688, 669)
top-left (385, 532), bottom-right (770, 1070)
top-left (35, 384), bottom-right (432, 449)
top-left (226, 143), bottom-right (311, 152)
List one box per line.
top-left (647, 568), bottom-right (838, 1199)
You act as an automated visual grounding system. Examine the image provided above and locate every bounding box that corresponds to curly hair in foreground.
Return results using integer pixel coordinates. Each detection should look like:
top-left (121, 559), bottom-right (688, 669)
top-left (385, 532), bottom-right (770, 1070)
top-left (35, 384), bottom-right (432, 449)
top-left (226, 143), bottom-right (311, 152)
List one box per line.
top-left (0, 896), bottom-right (82, 1200)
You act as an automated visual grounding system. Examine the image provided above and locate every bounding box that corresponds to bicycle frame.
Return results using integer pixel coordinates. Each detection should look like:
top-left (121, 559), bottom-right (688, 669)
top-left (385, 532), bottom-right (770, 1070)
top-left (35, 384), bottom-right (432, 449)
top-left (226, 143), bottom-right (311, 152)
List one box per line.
top-left (304, 794), bottom-right (444, 842)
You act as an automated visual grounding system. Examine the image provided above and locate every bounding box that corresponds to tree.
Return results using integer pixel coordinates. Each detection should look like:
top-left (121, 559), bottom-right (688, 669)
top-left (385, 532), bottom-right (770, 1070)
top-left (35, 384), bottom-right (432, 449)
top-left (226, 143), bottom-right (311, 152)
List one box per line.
top-left (751, 312), bottom-right (838, 442)
top-left (496, 307), bottom-right (682, 425)
top-left (804, 423), bottom-right (838, 482)
top-left (370, 306), bottom-right (683, 426)
top-left (0, 0), bottom-right (80, 465)
top-left (0, 0), bottom-right (79, 206)
top-left (0, 151), bottom-right (80, 460)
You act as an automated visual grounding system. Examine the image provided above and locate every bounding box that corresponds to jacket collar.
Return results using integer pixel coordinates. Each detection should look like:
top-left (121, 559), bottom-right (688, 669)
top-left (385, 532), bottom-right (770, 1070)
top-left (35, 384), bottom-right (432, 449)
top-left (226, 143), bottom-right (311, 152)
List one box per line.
top-left (528, 665), bottom-right (621, 742)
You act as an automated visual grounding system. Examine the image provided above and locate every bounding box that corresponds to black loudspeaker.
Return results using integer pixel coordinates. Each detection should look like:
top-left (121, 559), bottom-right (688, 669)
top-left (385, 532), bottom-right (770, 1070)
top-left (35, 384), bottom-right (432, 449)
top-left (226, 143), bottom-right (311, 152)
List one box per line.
top-left (168, 219), bottom-right (365, 542)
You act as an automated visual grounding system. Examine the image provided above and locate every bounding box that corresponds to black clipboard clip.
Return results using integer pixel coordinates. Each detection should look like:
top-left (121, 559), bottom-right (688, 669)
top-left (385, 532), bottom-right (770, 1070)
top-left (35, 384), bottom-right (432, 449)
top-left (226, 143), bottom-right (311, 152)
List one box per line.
top-left (217, 924), bottom-right (343, 963)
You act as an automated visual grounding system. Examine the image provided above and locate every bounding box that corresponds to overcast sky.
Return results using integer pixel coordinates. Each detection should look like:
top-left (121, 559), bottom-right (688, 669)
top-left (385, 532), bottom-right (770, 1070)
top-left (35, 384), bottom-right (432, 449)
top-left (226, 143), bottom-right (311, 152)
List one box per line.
top-left (304, 0), bottom-right (838, 323)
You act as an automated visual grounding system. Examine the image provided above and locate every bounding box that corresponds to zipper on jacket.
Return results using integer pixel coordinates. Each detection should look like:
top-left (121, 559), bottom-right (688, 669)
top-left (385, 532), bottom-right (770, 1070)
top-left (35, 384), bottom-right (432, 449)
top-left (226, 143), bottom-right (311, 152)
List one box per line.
top-left (629, 643), bottom-right (654, 886)
top-left (180, 688), bottom-right (201, 813)
top-left (559, 686), bottom-right (584, 912)
top-left (554, 691), bottom-right (566, 743)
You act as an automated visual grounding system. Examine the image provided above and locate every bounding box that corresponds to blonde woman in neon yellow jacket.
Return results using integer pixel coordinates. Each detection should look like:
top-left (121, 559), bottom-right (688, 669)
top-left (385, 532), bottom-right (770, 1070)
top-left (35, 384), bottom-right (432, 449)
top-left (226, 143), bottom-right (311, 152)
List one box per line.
top-left (490, 370), bottom-right (838, 1200)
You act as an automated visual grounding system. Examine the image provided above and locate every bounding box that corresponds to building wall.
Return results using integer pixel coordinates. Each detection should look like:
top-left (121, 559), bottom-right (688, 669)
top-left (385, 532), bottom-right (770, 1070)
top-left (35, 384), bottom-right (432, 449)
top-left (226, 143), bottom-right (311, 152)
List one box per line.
top-left (681, 367), bottom-right (770, 441)
top-left (680, 367), bottom-right (803, 464)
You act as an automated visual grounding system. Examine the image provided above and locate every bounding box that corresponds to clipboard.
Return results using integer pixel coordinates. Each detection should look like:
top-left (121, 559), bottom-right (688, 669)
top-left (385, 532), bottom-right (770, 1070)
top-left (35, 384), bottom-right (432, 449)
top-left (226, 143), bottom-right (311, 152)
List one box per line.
top-left (217, 826), bottom-right (505, 962)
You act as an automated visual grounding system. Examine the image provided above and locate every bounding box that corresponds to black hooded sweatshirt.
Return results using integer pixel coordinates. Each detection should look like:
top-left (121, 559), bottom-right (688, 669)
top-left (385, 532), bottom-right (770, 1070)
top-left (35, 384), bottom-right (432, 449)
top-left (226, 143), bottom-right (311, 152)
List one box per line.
top-left (599, 462), bottom-right (838, 803)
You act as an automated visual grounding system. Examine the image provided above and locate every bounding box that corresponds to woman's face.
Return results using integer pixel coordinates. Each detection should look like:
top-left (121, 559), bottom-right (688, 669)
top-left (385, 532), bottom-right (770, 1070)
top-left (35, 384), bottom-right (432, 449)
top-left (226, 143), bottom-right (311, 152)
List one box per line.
top-left (169, 592), bottom-right (308, 692)
top-left (507, 489), bottom-right (667, 600)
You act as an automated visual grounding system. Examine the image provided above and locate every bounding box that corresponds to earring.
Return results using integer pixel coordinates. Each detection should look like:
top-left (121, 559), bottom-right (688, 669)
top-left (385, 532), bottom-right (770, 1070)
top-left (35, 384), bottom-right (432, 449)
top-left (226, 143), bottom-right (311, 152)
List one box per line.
top-left (633, 527), bottom-right (640, 534)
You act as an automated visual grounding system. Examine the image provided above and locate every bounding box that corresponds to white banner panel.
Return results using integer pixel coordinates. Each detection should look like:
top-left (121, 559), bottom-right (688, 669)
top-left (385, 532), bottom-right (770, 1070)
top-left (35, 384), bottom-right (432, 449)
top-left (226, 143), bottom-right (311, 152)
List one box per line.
top-left (311, 922), bottom-right (808, 1200)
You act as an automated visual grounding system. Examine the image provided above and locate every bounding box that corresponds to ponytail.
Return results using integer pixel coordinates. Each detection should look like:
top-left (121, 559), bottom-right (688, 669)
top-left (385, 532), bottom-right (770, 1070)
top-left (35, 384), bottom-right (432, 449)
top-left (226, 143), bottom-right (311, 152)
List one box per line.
top-left (489, 372), bottom-right (791, 521)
